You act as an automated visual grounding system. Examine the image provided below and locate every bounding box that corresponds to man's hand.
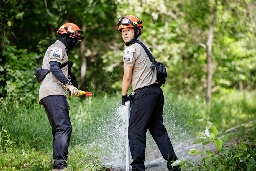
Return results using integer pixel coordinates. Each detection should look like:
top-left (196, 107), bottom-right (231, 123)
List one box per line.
top-left (66, 84), bottom-right (79, 97)
top-left (122, 95), bottom-right (130, 105)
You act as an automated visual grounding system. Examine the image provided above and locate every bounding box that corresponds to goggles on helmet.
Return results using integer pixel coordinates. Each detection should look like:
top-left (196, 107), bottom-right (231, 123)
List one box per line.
top-left (71, 30), bottom-right (84, 41)
top-left (116, 16), bottom-right (143, 32)
top-left (117, 17), bottom-right (133, 26)
top-left (116, 17), bottom-right (142, 27)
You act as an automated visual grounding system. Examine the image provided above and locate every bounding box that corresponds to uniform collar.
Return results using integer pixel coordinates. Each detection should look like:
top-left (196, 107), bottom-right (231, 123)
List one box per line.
top-left (55, 40), bottom-right (67, 51)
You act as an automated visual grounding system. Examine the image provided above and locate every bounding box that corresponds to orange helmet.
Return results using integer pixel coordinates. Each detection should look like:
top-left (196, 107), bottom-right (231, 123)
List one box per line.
top-left (57, 23), bottom-right (84, 41)
top-left (117, 15), bottom-right (143, 32)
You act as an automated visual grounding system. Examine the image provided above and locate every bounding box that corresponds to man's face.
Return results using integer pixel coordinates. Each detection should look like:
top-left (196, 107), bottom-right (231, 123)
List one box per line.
top-left (121, 27), bottom-right (135, 43)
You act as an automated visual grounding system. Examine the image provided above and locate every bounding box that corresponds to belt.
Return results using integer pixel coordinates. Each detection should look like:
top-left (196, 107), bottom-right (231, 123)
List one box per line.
top-left (134, 83), bottom-right (159, 93)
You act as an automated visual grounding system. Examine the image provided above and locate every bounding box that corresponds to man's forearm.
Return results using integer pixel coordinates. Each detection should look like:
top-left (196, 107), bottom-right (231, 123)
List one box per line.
top-left (122, 79), bottom-right (131, 96)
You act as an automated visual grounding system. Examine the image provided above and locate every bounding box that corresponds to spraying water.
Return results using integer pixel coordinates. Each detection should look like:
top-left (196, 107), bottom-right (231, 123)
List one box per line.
top-left (96, 104), bottom-right (129, 169)
top-left (84, 98), bottom-right (199, 170)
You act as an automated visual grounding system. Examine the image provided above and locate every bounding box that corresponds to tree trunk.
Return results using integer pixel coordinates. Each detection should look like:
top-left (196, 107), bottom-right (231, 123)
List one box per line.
top-left (206, 0), bottom-right (217, 105)
top-left (0, 1), bottom-right (7, 97)
top-left (0, 47), bottom-right (7, 98)
top-left (80, 24), bottom-right (86, 90)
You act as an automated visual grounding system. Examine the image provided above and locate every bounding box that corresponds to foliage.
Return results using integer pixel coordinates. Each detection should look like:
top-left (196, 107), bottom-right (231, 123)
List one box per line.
top-left (0, 129), bottom-right (15, 153)
top-left (58, 0), bottom-right (120, 93)
top-left (182, 121), bottom-right (256, 171)
top-left (0, 143), bottom-right (103, 171)
top-left (0, 97), bottom-right (105, 170)
top-left (189, 122), bottom-right (223, 156)
top-left (1, 91), bottom-right (256, 170)
top-left (1, 0), bottom-right (256, 99)
top-left (1, 0), bottom-right (120, 97)
top-left (3, 46), bottom-right (39, 101)
top-left (1, 0), bottom-right (256, 169)
top-left (207, 142), bottom-right (256, 171)
top-left (208, 91), bottom-right (256, 129)
top-left (116, 0), bottom-right (256, 95)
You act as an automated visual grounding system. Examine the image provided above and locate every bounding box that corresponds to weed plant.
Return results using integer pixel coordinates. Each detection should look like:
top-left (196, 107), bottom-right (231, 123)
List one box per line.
top-left (183, 121), bottom-right (256, 171)
top-left (0, 91), bottom-right (256, 170)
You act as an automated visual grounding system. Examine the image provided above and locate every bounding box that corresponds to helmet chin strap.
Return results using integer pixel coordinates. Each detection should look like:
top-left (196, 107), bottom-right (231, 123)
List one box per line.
top-left (124, 28), bottom-right (141, 46)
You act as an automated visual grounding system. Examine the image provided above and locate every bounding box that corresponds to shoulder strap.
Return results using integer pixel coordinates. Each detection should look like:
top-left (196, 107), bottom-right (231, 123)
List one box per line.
top-left (60, 61), bottom-right (68, 68)
top-left (135, 40), bottom-right (156, 64)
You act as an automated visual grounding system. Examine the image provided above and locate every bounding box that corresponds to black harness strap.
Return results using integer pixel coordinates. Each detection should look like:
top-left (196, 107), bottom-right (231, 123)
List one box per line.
top-left (134, 40), bottom-right (156, 64)
top-left (60, 61), bottom-right (68, 68)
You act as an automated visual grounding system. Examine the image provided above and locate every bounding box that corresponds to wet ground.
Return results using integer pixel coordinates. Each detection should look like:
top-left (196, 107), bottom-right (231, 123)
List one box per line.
top-left (104, 139), bottom-right (218, 171)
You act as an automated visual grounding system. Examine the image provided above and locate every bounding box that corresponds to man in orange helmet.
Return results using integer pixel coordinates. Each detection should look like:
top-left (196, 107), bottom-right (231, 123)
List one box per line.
top-left (39, 22), bottom-right (83, 171)
top-left (117, 15), bottom-right (180, 171)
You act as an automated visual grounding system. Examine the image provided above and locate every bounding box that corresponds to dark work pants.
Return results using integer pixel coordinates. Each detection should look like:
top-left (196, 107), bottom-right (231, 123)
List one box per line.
top-left (41, 95), bottom-right (72, 169)
top-left (129, 84), bottom-right (178, 171)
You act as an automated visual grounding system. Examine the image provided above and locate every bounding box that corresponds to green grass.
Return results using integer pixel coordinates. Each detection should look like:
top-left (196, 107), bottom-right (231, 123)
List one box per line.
top-left (0, 91), bottom-right (256, 170)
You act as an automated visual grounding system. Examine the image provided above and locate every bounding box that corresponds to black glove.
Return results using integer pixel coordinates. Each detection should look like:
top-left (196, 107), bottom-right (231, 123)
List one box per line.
top-left (122, 95), bottom-right (130, 105)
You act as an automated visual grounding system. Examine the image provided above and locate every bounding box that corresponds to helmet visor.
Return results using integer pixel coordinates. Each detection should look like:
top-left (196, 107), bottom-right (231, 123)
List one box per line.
top-left (72, 30), bottom-right (84, 41)
top-left (116, 17), bottom-right (133, 27)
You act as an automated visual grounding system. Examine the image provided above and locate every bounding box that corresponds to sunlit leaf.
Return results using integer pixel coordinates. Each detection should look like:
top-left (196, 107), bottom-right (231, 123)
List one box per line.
top-left (189, 149), bottom-right (202, 155)
top-left (214, 138), bottom-right (223, 151)
top-left (195, 132), bottom-right (205, 137)
top-left (202, 140), bottom-right (211, 145)
top-left (211, 124), bottom-right (218, 135)
top-left (205, 150), bottom-right (214, 156)
top-left (193, 138), bottom-right (206, 144)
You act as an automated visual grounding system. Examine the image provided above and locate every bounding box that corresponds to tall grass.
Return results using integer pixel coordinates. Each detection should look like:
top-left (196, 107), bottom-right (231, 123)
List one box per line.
top-left (0, 90), bottom-right (256, 170)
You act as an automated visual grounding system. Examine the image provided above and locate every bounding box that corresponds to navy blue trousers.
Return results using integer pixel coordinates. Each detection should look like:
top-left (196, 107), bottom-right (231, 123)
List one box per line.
top-left (129, 84), bottom-right (178, 171)
top-left (42, 95), bottom-right (72, 169)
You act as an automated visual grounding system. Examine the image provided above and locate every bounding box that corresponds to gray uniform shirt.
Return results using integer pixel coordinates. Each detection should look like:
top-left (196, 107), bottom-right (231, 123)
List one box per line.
top-left (123, 42), bottom-right (157, 91)
top-left (39, 40), bottom-right (68, 101)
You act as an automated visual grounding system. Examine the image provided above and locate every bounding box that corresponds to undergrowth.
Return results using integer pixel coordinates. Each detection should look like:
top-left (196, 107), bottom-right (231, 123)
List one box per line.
top-left (182, 122), bottom-right (256, 171)
top-left (0, 91), bottom-right (256, 170)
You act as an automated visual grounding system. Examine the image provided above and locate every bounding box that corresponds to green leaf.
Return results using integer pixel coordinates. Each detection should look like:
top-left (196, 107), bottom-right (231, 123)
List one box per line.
top-left (211, 124), bottom-right (218, 135)
top-left (193, 138), bottom-right (206, 144)
top-left (221, 147), bottom-right (231, 155)
top-left (248, 158), bottom-right (256, 169)
top-left (214, 138), bottom-right (223, 151)
top-left (195, 132), bottom-right (205, 137)
top-left (210, 133), bottom-right (216, 139)
top-left (15, 12), bottom-right (24, 19)
top-left (189, 149), bottom-right (202, 155)
top-left (0, 66), bottom-right (4, 72)
top-left (206, 121), bottom-right (213, 129)
top-left (234, 153), bottom-right (243, 158)
top-left (205, 150), bottom-right (214, 156)
top-left (202, 140), bottom-right (211, 145)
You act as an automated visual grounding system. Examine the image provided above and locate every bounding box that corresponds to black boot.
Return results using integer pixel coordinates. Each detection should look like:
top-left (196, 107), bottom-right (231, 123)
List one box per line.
top-left (168, 165), bottom-right (181, 171)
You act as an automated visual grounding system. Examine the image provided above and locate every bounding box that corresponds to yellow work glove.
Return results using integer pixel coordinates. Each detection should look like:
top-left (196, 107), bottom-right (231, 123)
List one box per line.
top-left (66, 84), bottom-right (79, 97)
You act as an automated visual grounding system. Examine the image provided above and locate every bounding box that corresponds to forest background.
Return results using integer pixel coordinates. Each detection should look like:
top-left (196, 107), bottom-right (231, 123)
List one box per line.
top-left (0, 0), bottom-right (256, 170)
top-left (1, 0), bottom-right (255, 100)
